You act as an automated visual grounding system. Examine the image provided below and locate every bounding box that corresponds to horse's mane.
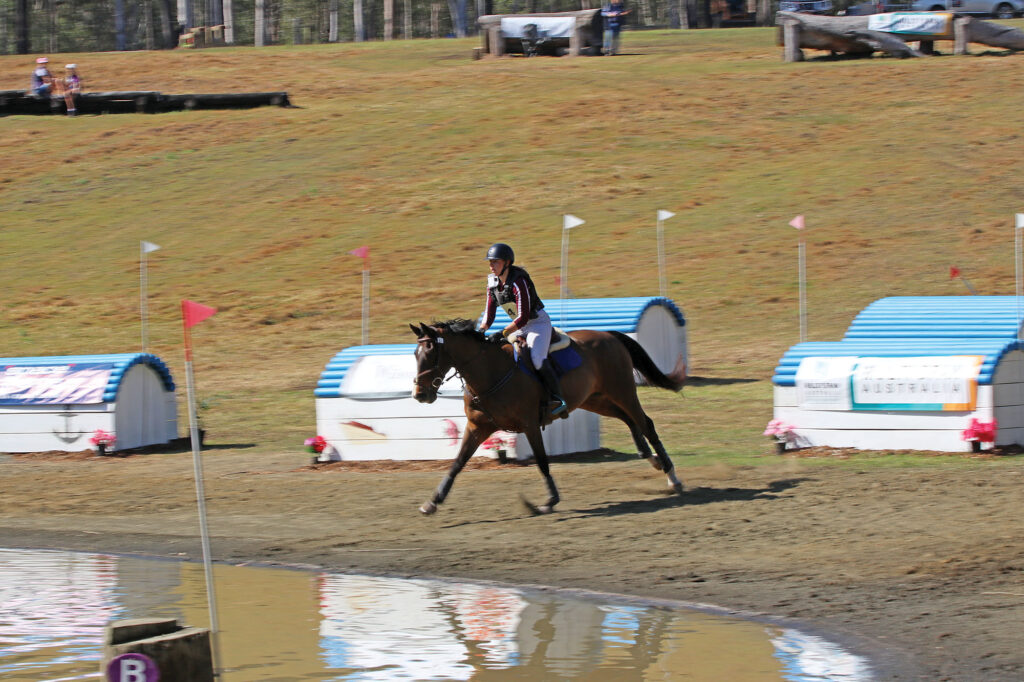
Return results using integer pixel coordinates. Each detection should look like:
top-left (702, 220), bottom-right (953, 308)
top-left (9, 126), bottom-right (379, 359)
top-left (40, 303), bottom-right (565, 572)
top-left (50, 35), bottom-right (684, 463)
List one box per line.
top-left (435, 318), bottom-right (487, 342)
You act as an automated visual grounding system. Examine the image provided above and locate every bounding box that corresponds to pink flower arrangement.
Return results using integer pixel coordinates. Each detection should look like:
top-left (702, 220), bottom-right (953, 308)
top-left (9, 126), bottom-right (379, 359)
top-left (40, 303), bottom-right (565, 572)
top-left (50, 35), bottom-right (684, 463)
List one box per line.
top-left (89, 429), bottom-right (116, 448)
top-left (764, 419), bottom-right (796, 451)
top-left (962, 418), bottom-right (997, 444)
top-left (305, 435), bottom-right (328, 454)
top-left (481, 431), bottom-right (516, 453)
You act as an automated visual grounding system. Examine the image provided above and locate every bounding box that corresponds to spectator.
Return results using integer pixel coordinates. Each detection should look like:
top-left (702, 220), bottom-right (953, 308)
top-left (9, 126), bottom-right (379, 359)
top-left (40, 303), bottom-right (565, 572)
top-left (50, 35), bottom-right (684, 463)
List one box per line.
top-left (30, 57), bottom-right (53, 98)
top-left (60, 64), bottom-right (82, 116)
top-left (601, 0), bottom-right (631, 56)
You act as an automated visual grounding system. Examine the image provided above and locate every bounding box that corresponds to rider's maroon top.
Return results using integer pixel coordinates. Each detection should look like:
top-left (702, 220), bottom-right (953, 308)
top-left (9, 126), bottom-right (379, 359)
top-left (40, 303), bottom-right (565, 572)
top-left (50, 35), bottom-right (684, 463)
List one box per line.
top-left (481, 266), bottom-right (544, 333)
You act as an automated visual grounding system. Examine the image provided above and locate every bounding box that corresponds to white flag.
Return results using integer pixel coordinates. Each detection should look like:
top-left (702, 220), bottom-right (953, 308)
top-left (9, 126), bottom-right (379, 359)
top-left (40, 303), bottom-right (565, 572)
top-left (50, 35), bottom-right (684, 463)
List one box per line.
top-left (657, 209), bottom-right (676, 221)
top-left (1016, 213), bottom-right (1024, 230)
top-left (141, 241), bottom-right (161, 253)
top-left (563, 214), bottom-right (585, 230)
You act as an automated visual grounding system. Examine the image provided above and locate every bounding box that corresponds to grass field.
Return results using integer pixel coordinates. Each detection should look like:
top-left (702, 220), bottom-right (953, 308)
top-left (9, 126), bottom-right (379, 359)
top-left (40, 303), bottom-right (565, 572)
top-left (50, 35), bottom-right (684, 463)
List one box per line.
top-left (3, 27), bottom-right (1024, 466)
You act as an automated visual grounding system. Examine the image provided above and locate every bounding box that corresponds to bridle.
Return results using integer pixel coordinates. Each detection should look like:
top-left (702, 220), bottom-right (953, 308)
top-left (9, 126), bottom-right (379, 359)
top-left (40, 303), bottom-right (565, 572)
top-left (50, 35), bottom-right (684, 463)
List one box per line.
top-left (414, 335), bottom-right (455, 394)
top-left (413, 330), bottom-right (508, 403)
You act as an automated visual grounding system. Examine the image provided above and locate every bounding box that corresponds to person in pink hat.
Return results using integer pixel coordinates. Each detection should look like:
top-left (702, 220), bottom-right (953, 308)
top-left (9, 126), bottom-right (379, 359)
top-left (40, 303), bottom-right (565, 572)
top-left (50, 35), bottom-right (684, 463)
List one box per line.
top-left (30, 57), bottom-right (54, 98)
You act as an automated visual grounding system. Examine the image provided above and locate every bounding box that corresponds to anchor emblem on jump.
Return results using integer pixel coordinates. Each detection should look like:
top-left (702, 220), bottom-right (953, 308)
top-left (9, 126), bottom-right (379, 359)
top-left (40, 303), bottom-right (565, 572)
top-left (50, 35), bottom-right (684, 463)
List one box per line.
top-left (53, 407), bottom-right (81, 444)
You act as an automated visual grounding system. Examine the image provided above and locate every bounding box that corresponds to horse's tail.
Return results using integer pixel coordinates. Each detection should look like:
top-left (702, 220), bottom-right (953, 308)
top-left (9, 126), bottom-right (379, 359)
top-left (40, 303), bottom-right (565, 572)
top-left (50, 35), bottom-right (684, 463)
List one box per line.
top-left (609, 331), bottom-right (686, 392)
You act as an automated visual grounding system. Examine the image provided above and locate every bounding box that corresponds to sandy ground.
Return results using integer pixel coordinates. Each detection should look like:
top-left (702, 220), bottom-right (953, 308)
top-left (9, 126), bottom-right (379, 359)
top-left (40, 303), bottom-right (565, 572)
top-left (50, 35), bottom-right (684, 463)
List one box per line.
top-left (1, 447), bottom-right (1022, 681)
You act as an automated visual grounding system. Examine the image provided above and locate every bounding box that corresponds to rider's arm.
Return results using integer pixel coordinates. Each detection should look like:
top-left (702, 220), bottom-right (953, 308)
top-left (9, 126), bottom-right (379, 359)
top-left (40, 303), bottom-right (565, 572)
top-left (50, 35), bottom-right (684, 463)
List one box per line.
top-left (480, 289), bottom-right (497, 332)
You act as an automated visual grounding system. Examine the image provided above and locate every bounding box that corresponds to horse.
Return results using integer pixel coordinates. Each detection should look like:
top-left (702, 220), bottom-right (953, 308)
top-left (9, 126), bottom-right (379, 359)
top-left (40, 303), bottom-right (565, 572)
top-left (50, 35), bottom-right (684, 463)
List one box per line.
top-left (409, 318), bottom-right (686, 515)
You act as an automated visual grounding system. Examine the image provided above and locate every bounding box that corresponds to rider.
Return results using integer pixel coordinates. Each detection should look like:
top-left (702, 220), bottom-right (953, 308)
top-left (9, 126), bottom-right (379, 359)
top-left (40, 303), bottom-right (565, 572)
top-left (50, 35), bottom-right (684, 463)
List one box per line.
top-left (478, 243), bottom-right (567, 416)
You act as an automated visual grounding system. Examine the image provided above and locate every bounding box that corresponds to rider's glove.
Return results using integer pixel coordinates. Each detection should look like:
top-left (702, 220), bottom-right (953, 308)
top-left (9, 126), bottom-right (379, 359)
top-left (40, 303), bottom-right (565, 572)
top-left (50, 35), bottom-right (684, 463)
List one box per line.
top-left (488, 331), bottom-right (505, 344)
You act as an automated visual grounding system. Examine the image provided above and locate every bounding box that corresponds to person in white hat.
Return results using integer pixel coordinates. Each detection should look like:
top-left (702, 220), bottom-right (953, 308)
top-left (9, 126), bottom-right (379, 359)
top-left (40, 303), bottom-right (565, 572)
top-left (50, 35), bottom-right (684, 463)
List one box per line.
top-left (61, 64), bottom-right (81, 116)
top-left (30, 57), bottom-right (53, 98)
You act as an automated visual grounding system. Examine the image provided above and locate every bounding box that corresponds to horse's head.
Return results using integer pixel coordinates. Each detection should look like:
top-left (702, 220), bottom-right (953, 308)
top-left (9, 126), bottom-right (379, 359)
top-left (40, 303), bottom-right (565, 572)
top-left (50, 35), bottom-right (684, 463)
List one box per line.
top-left (409, 322), bottom-right (452, 404)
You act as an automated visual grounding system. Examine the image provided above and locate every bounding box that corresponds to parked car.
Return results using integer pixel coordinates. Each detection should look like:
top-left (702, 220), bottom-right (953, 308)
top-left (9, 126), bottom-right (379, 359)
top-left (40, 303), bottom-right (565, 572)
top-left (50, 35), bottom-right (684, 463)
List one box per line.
top-left (780, 0), bottom-right (834, 13)
top-left (911, 0), bottom-right (1020, 16)
top-left (844, 1), bottom-right (912, 15)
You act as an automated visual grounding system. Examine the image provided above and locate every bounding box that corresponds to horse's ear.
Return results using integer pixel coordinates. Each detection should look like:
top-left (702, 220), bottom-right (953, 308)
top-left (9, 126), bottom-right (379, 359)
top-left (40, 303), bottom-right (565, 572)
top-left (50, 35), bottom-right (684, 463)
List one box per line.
top-left (409, 323), bottom-right (422, 336)
top-left (421, 323), bottom-right (438, 340)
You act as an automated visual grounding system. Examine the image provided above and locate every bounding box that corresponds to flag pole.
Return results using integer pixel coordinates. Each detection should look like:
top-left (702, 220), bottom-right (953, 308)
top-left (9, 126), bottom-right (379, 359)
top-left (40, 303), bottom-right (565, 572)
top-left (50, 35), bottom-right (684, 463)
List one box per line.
top-left (560, 215), bottom-right (585, 327)
top-left (656, 210), bottom-right (675, 299)
top-left (560, 225), bottom-right (569, 327)
top-left (361, 259), bottom-right (370, 346)
top-left (799, 236), bottom-right (807, 343)
top-left (1016, 214), bottom-right (1024, 343)
top-left (140, 242), bottom-right (148, 352)
top-left (789, 215), bottom-right (807, 343)
top-left (181, 302), bottom-right (222, 676)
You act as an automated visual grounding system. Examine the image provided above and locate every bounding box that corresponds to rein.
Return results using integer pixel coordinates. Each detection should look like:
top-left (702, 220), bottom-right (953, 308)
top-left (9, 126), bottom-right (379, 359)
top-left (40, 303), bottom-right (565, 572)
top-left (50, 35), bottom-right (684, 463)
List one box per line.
top-left (415, 333), bottom-right (515, 410)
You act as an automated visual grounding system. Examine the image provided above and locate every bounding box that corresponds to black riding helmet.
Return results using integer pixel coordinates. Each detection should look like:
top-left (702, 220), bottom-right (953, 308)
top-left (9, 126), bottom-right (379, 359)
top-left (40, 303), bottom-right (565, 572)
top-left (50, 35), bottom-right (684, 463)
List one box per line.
top-left (486, 243), bottom-right (515, 264)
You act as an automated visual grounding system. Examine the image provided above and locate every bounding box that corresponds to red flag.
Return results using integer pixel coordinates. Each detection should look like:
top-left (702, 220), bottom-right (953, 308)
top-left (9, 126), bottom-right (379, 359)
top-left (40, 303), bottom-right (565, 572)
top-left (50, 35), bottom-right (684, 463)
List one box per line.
top-left (182, 300), bottom-right (217, 328)
top-left (348, 246), bottom-right (369, 259)
top-left (950, 266), bottom-right (961, 280)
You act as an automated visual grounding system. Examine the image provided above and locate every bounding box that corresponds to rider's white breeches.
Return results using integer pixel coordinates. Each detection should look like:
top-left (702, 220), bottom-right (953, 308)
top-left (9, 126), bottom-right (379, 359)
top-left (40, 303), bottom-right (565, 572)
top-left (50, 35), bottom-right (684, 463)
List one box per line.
top-left (508, 309), bottom-right (552, 370)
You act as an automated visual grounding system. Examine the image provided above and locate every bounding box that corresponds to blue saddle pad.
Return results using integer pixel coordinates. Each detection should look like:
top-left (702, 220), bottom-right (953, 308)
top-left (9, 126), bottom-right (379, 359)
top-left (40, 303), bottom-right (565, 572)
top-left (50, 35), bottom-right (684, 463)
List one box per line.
top-left (514, 345), bottom-right (582, 378)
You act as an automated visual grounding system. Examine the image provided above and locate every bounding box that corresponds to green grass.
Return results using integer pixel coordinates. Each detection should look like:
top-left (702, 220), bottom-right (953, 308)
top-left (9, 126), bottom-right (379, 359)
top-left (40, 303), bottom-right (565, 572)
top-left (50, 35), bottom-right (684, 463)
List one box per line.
top-left (2, 28), bottom-right (1024, 470)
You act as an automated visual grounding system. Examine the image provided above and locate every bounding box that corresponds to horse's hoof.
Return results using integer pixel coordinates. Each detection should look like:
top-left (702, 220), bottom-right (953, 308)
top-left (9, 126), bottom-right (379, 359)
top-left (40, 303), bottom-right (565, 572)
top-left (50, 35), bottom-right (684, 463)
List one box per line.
top-left (419, 501), bottom-right (438, 515)
top-left (646, 455), bottom-right (663, 472)
top-left (670, 482), bottom-right (684, 496)
top-left (520, 494), bottom-right (555, 516)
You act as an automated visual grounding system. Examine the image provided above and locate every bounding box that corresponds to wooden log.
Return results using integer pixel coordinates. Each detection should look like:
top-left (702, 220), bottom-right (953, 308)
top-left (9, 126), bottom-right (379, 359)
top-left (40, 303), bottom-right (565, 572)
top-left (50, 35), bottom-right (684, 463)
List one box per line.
top-left (0, 90), bottom-right (290, 116)
top-left (478, 9), bottom-right (602, 56)
top-left (568, 22), bottom-right (581, 57)
top-left (782, 19), bottom-right (803, 62)
top-left (776, 10), bottom-right (1024, 58)
top-left (489, 24), bottom-right (504, 56)
top-left (954, 16), bottom-right (970, 54)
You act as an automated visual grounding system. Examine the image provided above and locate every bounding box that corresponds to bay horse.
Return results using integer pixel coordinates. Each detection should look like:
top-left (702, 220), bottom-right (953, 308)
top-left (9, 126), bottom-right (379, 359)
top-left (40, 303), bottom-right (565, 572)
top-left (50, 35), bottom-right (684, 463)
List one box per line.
top-left (409, 318), bottom-right (686, 515)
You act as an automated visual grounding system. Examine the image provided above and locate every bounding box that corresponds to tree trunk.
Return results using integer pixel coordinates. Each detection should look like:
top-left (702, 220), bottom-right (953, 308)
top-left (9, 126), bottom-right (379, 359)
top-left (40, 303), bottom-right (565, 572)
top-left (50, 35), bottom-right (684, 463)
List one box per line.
top-left (446, 0), bottom-right (465, 37)
top-left (403, 0), bottom-right (412, 38)
top-left (329, 0), bottom-right (338, 40)
top-left (144, 0), bottom-right (155, 49)
top-left (157, 0), bottom-right (174, 48)
top-left (255, 0), bottom-right (265, 44)
top-left (384, 0), bottom-right (394, 38)
top-left (354, 0), bottom-right (364, 40)
top-left (15, 0), bottom-right (29, 54)
top-left (430, 2), bottom-right (440, 37)
top-left (223, 0), bottom-right (234, 42)
top-left (115, 0), bottom-right (126, 49)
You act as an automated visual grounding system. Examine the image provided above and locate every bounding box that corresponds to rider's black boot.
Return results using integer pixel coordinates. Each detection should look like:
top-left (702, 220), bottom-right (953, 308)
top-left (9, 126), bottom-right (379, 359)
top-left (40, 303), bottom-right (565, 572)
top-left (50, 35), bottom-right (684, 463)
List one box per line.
top-left (538, 360), bottom-right (567, 416)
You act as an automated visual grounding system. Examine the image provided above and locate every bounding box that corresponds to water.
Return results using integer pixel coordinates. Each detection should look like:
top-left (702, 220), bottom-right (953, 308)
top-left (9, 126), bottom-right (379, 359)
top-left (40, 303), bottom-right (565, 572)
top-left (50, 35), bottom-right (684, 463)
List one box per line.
top-left (0, 548), bottom-right (871, 681)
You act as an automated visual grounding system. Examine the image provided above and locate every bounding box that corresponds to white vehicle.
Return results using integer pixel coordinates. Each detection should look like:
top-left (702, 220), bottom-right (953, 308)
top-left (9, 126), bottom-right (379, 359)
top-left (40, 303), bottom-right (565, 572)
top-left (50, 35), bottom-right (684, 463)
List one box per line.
top-left (910, 0), bottom-right (1023, 17)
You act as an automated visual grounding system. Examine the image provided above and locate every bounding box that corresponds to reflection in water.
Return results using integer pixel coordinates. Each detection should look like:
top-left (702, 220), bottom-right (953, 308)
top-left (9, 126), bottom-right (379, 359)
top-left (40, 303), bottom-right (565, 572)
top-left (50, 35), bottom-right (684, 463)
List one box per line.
top-left (0, 549), bottom-right (872, 681)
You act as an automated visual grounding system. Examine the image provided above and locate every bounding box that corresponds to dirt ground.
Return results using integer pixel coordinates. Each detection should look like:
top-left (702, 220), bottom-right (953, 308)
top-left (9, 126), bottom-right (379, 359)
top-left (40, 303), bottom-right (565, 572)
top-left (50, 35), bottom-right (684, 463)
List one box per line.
top-left (1, 447), bottom-right (1022, 681)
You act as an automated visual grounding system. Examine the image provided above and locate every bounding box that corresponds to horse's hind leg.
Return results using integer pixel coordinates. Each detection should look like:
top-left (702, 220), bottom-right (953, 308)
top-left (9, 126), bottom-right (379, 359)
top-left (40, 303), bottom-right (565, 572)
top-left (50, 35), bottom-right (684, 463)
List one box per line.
top-left (580, 397), bottom-right (660, 470)
top-left (522, 425), bottom-right (560, 514)
top-left (609, 394), bottom-right (683, 495)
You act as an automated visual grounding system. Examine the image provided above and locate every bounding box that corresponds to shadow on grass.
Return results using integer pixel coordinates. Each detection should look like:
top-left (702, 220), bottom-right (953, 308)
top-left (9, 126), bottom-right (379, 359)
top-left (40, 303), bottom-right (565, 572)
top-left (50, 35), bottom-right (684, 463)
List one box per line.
top-left (685, 375), bottom-right (760, 387)
top-left (560, 478), bottom-right (809, 519)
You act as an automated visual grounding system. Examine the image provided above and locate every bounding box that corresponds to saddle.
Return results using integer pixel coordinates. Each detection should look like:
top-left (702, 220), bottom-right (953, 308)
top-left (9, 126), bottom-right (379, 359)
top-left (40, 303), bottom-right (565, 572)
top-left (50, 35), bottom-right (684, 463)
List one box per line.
top-left (549, 327), bottom-right (571, 353)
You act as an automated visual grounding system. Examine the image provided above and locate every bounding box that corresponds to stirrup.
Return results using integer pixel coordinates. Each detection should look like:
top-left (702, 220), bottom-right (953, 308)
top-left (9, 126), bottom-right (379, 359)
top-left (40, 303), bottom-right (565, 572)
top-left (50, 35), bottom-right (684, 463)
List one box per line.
top-left (550, 397), bottom-right (567, 416)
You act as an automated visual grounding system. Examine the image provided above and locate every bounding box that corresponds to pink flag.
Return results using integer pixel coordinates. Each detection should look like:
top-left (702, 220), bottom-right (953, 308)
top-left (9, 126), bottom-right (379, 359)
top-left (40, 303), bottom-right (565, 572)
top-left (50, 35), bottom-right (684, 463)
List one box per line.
top-left (348, 246), bottom-right (369, 259)
top-left (182, 300), bottom-right (217, 329)
top-left (789, 215), bottom-right (805, 230)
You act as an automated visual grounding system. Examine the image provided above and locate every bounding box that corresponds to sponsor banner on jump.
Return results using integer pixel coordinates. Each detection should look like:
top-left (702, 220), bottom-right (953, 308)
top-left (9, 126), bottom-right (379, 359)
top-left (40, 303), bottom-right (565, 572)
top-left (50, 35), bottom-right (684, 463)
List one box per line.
top-left (0, 363), bottom-right (114, 405)
top-left (796, 356), bottom-right (859, 410)
top-left (867, 12), bottom-right (953, 36)
top-left (851, 355), bottom-right (984, 411)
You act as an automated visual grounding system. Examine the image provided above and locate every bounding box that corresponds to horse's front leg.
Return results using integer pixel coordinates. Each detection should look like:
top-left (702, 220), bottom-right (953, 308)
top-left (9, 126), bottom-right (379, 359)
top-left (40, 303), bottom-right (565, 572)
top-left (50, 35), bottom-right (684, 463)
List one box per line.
top-left (521, 425), bottom-right (560, 515)
top-left (420, 422), bottom-right (494, 515)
